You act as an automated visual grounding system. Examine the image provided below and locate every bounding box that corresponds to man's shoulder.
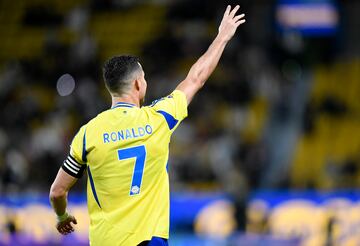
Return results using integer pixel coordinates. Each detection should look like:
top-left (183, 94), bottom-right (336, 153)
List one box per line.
top-left (90, 108), bottom-right (113, 122)
top-left (77, 110), bottom-right (109, 133)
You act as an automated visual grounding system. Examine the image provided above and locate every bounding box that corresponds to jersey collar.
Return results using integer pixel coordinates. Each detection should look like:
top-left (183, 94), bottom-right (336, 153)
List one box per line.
top-left (111, 102), bottom-right (136, 109)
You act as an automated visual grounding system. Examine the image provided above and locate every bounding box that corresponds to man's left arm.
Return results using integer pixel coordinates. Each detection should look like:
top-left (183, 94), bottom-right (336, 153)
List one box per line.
top-left (49, 168), bottom-right (78, 235)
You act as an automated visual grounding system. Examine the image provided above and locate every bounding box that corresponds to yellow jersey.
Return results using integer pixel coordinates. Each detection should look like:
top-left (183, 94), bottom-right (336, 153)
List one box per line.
top-left (61, 90), bottom-right (188, 245)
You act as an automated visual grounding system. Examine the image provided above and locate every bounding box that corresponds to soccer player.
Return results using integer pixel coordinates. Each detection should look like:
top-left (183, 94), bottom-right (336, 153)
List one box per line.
top-left (49, 5), bottom-right (245, 246)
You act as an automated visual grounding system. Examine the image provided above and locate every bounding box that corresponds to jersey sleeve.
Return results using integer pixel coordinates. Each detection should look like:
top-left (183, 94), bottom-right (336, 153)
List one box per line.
top-left (61, 125), bottom-right (87, 178)
top-left (149, 90), bottom-right (188, 131)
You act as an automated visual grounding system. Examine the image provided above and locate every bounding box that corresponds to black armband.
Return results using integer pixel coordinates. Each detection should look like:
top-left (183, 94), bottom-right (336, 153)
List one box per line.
top-left (61, 155), bottom-right (86, 178)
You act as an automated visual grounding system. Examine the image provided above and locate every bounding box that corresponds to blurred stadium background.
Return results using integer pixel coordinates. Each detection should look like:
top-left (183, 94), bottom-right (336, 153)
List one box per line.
top-left (0, 0), bottom-right (359, 245)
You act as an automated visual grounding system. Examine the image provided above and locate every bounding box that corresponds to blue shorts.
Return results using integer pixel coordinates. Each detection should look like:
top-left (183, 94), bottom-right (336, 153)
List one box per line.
top-left (138, 236), bottom-right (168, 246)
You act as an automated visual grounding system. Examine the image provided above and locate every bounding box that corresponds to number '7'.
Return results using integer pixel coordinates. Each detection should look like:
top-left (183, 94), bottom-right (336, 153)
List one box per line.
top-left (117, 145), bottom-right (146, 196)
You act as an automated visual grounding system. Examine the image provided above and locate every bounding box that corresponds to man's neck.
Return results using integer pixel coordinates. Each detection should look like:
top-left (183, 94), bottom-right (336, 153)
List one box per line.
top-left (111, 93), bottom-right (140, 108)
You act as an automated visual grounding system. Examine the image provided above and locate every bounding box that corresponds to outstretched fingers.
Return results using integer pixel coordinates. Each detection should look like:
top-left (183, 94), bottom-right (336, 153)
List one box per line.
top-left (229, 5), bottom-right (240, 18)
top-left (233, 13), bottom-right (245, 22)
top-left (224, 5), bottom-right (231, 17)
top-left (218, 5), bottom-right (246, 41)
top-left (236, 18), bottom-right (246, 26)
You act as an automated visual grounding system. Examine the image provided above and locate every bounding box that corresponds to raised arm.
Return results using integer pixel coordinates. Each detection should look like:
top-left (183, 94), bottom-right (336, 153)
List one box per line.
top-left (176, 5), bottom-right (245, 104)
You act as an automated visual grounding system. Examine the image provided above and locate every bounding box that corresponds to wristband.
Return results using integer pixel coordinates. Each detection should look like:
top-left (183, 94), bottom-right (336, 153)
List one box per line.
top-left (57, 212), bottom-right (69, 222)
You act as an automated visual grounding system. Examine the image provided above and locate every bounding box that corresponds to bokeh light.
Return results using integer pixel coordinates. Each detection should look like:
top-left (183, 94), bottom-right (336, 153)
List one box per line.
top-left (56, 73), bottom-right (76, 96)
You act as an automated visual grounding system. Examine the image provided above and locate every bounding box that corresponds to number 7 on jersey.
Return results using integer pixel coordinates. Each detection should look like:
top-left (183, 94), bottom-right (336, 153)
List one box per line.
top-left (118, 145), bottom-right (146, 196)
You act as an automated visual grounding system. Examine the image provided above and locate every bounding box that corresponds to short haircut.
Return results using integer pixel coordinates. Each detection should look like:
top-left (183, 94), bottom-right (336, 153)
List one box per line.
top-left (102, 55), bottom-right (142, 95)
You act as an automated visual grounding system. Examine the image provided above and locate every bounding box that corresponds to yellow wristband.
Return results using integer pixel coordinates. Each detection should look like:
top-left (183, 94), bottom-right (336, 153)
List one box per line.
top-left (57, 212), bottom-right (69, 222)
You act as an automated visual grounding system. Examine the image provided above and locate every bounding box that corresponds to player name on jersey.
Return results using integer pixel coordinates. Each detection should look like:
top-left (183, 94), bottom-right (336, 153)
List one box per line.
top-left (103, 124), bottom-right (153, 143)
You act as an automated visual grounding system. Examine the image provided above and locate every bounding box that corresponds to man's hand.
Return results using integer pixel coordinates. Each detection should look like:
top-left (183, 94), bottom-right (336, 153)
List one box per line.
top-left (56, 213), bottom-right (77, 235)
top-left (218, 5), bottom-right (245, 42)
top-left (176, 5), bottom-right (246, 104)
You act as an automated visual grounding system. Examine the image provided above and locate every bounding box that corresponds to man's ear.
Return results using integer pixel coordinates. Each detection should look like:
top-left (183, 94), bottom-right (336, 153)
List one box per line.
top-left (134, 79), bottom-right (141, 91)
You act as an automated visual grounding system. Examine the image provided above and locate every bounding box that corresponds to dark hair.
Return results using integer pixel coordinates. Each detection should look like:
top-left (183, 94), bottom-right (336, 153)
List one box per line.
top-left (102, 55), bottom-right (142, 95)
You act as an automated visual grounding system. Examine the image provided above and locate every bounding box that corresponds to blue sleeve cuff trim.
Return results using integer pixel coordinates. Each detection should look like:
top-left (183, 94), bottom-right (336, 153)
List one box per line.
top-left (157, 110), bottom-right (178, 130)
